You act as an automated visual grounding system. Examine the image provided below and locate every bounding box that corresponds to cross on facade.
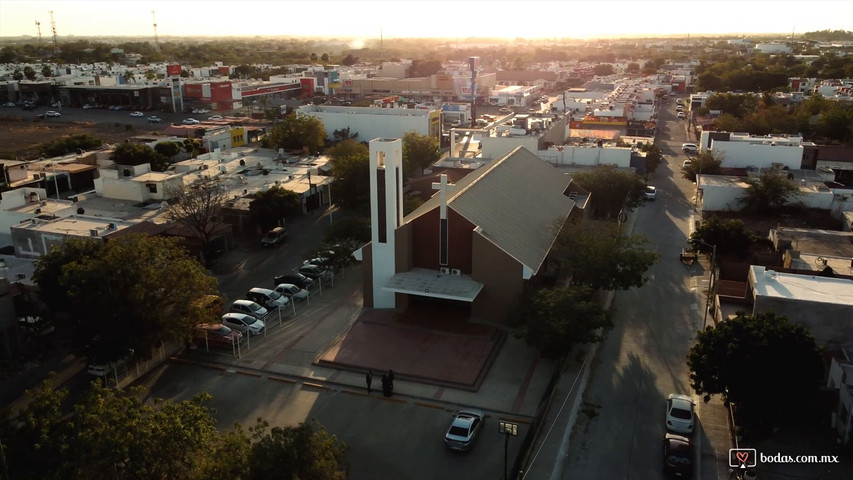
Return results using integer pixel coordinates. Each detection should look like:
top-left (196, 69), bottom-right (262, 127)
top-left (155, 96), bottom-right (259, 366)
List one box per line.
top-left (431, 174), bottom-right (455, 266)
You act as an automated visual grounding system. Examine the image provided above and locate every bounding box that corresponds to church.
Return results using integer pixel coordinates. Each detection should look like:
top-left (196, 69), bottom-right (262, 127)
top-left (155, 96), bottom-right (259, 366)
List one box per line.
top-left (357, 138), bottom-right (589, 323)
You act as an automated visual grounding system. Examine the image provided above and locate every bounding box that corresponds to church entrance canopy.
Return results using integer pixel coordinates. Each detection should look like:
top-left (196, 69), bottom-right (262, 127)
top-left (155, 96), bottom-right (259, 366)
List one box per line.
top-left (382, 268), bottom-right (483, 302)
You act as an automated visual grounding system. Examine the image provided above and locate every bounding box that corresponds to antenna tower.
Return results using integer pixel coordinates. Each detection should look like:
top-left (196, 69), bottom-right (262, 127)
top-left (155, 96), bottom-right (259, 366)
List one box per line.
top-left (49, 11), bottom-right (59, 54)
top-left (35, 21), bottom-right (42, 43)
top-left (152, 10), bottom-right (161, 53)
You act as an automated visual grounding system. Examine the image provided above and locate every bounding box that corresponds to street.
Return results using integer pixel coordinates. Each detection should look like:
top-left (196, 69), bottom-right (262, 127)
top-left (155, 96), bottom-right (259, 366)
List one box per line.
top-left (560, 95), bottom-right (732, 480)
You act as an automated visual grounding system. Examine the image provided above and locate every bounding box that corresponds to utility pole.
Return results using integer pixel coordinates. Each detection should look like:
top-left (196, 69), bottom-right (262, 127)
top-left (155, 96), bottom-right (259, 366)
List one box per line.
top-left (49, 10), bottom-right (59, 54)
top-left (35, 20), bottom-right (42, 43)
top-left (152, 10), bottom-right (161, 53)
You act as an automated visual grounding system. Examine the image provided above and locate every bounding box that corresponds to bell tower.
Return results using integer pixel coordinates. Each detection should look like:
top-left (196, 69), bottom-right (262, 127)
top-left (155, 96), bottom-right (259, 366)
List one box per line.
top-left (368, 138), bottom-right (403, 308)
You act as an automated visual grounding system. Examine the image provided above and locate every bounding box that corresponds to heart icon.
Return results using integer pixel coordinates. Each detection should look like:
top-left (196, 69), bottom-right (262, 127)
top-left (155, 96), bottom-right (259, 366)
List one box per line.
top-left (736, 451), bottom-right (749, 464)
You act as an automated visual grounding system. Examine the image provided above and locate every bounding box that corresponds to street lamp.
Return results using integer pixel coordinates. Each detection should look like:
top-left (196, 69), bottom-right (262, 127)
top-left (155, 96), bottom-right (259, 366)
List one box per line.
top-left (498, 421), bottom-right (518, 480)
top-left (693, 238), bottom-right (717, 330)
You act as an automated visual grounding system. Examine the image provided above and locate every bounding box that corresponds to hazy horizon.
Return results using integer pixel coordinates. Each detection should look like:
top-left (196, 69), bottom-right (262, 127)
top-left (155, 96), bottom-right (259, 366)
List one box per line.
top-left (1, 0), bottom-right (851, 41)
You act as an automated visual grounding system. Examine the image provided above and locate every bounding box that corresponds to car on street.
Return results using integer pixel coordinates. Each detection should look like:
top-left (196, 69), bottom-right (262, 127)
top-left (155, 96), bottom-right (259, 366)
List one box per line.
top-left (682, 160), bottom-right (693, 168)
top-left (147, 115), bottom-right (162, 123)
top-left (229, 299), bottom-right (269, 320)
top-left (274, 283), bottom-right (310, 302)
top-left (677, 112), bottom-right (686, 119)
top-left (82, 103), bottom-right (95, 109)
top-left (129, 111), bottom-right (144, 117)
top-left (182, 118), bottom-right (201, 125)
top-left (297, 264), bottom-right (332, 283)
top-left (22, 102), bottom-right (36, 110)
top-left (666, 394), bottom-right (695, 434)
top-left (499, 107), bottom-right (511, 113)
top-left (676, 99), bottom-right (683, 105)
top-left (644, 185), bottom-right (657, 201)
top-left (45, 111), bottom-right (61, 117)
top-left (273, 272), bottom-right (315, 290)
top-left (192, 108), bottom-right (210, 114)
top-left (208, 114), bottom-right (223, 120)
top-left (260, 226), bottom-right (288, 247)
top-left (662, 433), bottom-right (693, 477)
top-left (220, 312), bottom-right (265, 336)
top-left (194, 323), bottom-right (243, 347)
top-left (3, 101), bottom-right (16, 107)
top-left (443, 409), bottom-right (485, 451)
top-left (681, 143), bottom-right (698, 152)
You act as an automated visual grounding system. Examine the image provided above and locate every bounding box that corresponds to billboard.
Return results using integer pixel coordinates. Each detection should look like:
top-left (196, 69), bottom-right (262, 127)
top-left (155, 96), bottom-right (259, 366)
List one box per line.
top-left (167, 64), bottom-right (182, 76)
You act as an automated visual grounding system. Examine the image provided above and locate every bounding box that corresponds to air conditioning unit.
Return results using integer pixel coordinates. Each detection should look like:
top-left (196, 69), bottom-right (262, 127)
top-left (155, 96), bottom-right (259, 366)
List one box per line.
top-left (89, 228), bottom-right (99, 237)
top-left (451, 269), bottom-right (461, 276)
top-left (439, 267), bottom-right (450, 275)
top-left (108, 222), bottom-right (118, 230)
top-left (40, 200), bottom-right (47, 206)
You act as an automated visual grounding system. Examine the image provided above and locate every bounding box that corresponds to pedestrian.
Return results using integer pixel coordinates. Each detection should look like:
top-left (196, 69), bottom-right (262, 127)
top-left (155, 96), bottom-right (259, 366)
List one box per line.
top-left (365, 370), bottom-right (373, 394)
top-left (388, 369), bottom-right (395, 390)
top-left (381, 374), bottom-right (392, 397)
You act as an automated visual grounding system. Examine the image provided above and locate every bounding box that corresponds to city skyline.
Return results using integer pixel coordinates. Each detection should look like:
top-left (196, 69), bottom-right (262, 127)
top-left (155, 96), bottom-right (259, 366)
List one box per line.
top-left (1, 0), bottom-right (852, 42)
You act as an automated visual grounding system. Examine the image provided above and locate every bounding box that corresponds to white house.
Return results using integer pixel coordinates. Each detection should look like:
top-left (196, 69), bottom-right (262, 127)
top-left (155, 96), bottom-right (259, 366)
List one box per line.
top-left (94, 163), bottom-right (185, 203)
top-left (297, 104), bottom-right (440, 142)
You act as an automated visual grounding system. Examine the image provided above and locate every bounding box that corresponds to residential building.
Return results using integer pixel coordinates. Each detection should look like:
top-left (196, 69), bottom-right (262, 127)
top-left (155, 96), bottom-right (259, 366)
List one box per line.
top-left (297, 104), bottom-right (441, 142)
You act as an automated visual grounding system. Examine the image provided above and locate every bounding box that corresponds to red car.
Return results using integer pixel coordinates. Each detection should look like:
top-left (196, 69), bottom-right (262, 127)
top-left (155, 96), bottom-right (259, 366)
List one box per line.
top-left (195, 323), bottom-right (242, 348)
top-left (663, 433), bottom-right (693, 478)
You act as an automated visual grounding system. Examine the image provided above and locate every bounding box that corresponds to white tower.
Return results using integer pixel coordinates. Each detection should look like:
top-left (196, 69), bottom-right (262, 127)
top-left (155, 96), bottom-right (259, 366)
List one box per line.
top-left (368, 138), bottom-right (403, 308)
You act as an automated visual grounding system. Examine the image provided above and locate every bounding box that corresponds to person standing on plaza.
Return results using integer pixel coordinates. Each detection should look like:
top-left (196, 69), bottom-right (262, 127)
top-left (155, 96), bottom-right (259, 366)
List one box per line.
top-left (388, 369), bottom-right (395, 391)
top-left (365, 370), bottom-right (373, 394)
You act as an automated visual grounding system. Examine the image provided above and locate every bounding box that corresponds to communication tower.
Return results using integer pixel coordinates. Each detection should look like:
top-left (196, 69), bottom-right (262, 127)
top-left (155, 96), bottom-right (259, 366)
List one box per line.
top-left (152, 10), bottom-right (161, 53)
top-left (35, 21), bottom-right (42, 43)
top-left (49, 11), bottom-right (59, 54)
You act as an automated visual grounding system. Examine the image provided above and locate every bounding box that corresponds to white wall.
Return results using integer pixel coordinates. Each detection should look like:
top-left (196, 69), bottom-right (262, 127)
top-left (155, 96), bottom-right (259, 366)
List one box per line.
top-left (480, 136), bottom-right (539, 159)
top-left (539, 146), bottom-right (632, 168)
top-left (631, 104), bottom-right (655, 122)
top-left (711, 141), bottom-right (803, 169)
top-left (96, 178), bottom-right (146, 203)
top-left (303, 108), bottom-right (432, 141)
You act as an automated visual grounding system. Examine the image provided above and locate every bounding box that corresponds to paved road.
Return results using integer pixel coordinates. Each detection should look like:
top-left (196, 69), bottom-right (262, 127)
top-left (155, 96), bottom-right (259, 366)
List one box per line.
top-left (559, 95), bottom-right (732, 480)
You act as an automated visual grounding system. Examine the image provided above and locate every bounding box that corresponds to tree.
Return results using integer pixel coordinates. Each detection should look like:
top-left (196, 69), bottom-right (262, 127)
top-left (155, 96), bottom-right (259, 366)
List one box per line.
top-left (263, 114), bottom-right (326, 153)
top-left (324, 215), bottom-right (370, 245)
top-left (166, 176), bottom-right (229, 250)
top-left (154, 141), bottom-right (184, 165)
top-left (409, 59), bottom-right (443, 77)
top-left (41, 65), bottom-right (51, 78)
top-left (638, 143), bottom-right (664, 174)
top-left (246, 420), bottom-right (348, 480)
top-left (739, 170), bottom-right (801, 214)
top-left (571, 165), bottom-right (646, 219)
top-left (593, 63), bottom-right (614, 76)
top-left (328, 140), bottom-right (371, 213)
top-left (32, 235), bottom-right (218, 364)
top-left (23, 66), bottom-right (36, 81)
top-left (40, 133), bottom-right (102, 157)
top-left (112, 142), bottom-right (168, 171)
top-left (687, 312), bottom-right (824, 429)
top-left (681, 150), bottom-right (723, 182)
top-left (552, 218), bottom-right (659, 291)
top-left (689, 214), bottom-right (752, 260)
top-left (509, 285), bottom-right (611, 359)
top-left (12, 69), bottom-right (23, 81)
top-left (402, 131), bottom-right (440, 176)
top-left (249, 186), bottom-right (303, 232)
top-left (626, 62), bottom-right (640, 74)
top-left (340, 54), bottom-right (358, 66)
top-left (321, 53), bottom-right (330, 62)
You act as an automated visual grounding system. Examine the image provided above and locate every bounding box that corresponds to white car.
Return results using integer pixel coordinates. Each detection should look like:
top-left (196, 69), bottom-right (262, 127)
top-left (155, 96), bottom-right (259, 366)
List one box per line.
top-left (230, 299), bottom-right (269, 320)
top-left (644, 185), bottom-right (657, 201)
top-left (208, 115), bottom-right (223, 120)
top-left (82, 103), bottom-right (95, 109)
top-left (677, 112), bottom-right (686, 119)
top-left (681, 143), bottom-right (698, 152)
top-left (129, 111), bottom-right (144, 117)
top-left (45, 111), bottom-right (61, 117)
top-left (221, 312), bottom-right (265, 336)
top-left (274, 283), bottom-right (310, 302)
top-left (182, 118), bottom-right (200, 125)
top-left (666, 394), bottom-right (696, 434)
top-left (444, 409), bottom-right (485, 451)
top-left (147, 115), bottom-right (162, 123)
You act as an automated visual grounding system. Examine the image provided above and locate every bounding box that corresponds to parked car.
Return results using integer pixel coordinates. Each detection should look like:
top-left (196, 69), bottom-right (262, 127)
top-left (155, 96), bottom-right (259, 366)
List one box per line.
top-left (3, 101), bottom-right (17, 107)
top-left (221, 312), bottom-right (265, 336)
top-left (195, 323), bottom-right (242, 347)
top-left (22, 102), bottom-right (36, 110)
top-left (129, 111), bottom-right (144, 117)
top-left (246, 287), bottom-right (289, 310)
top-left (45, 111), bottom-right (61, 117)
top-left (681, 143), bottom-right (698, 152)
top-left (274, 283), bottom-right (310, 302)
top-left (260, 226), bottom-right (288, 247)
top-left (443, 409), bottom-right (485, 451)
top-left (182, 118), bottom-right (200, 125)
top-left (208, 114), bottom-right (223, 120)
top-left (273, 272), bottom-right (315, 290)
top-left (662, 433), bottom-right (693, 478)
top-left (677, 112), bottom-right (686, 119)
top-left (682, 160), bottom-right (693, 168)
top-left (297, 264), bottom-right (332, 283)
top-left (665, 394), bottom-right (695, 434)
top-left (644, 185), bottom-right (657, 201)
top-left (147, 115), bottom-right (162, 123)
top-left (229, 299), bottom-right (269, 320)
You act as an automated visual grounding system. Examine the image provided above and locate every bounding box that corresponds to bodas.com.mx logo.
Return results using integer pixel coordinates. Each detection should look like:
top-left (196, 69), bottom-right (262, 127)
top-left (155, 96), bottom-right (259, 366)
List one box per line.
top-left (729, 448), bottom-right (758, 469)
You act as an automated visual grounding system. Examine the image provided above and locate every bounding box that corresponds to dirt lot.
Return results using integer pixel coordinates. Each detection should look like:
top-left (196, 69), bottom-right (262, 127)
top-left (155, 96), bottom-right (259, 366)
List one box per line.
top-left (0, 116), bottom-right (155, 160)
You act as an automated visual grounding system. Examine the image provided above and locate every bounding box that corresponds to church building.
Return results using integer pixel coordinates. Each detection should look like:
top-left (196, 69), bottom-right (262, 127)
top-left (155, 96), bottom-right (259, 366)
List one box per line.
top-left (357, 138), bottom-right (589, 323)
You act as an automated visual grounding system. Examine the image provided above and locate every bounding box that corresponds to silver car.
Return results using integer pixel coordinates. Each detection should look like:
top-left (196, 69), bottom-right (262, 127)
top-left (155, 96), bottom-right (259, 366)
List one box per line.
top-left (444, 409), bottom-right (485, 451)
top-left (221, 312), bottom-right (265, 336)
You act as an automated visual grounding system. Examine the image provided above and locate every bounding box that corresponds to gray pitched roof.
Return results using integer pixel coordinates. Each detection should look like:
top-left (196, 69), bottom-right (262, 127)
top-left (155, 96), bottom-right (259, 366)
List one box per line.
top-left (406, 146), bottom-right (576, 274)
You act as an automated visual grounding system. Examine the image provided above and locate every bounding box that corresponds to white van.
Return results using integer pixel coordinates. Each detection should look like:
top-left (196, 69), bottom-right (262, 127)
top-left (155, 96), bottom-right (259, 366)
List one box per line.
top-left (245, 288), bottom-right (289, 310)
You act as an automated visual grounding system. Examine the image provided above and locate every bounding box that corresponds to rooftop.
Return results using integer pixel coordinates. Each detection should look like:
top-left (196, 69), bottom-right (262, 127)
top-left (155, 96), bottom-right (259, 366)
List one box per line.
top-left (750, 265), bottom-right (853, 307)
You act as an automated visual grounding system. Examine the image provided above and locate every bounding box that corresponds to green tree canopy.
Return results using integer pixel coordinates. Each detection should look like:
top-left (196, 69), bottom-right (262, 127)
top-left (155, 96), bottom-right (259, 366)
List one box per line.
top-left (571, 165), bottom-right (645, 219)
top-left (154, 141), bottom-right (184, 163)
top-left (263, 113), bottom-right (326, 153)
top-left (32, 235), bottom-right (219, 364)
top-left (593, 63), bottom-right (614, 76)
top-left (509, 285), bottom-right (611, 359)
top-left (689, 214), bottom-right (753, 260)
top-left (739, 170), bottom-right (801, 213)
top-left (40, 134), bottom-right (103, 157)
top-left (553, 218), bottom-right (659, 291)
top-left (112, 142), bottom-right (168, 171)
top-left (687, 311), bottom-right (824, 428)
top-left (402, 131), bottom-right (440, 176)
top-left (328, 139), bottom-right (371, 213)
top-left (409, 59), bottom-right (443, 77)
top-left (681, 150), bottom-right (723, 182)
top-left (638, 143), bottom-right (664, 174)
top-left (246, 420), bottom-right (348, 480)
top-left (249, 186), bottom-right (303, 232)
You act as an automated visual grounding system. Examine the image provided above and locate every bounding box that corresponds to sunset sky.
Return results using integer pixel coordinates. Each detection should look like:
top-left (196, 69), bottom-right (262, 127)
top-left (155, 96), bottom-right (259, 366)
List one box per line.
top-left (1, 0), bottom-right (852, 40)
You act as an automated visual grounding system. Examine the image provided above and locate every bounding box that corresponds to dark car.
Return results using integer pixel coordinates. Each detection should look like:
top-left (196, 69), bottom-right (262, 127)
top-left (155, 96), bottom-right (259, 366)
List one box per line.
top-left (663, 433), bottom-right (693, 478)
top-left (273, 272), bottom-right (315, 290)
top-left (297, 264), bottom-right (332, 283)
